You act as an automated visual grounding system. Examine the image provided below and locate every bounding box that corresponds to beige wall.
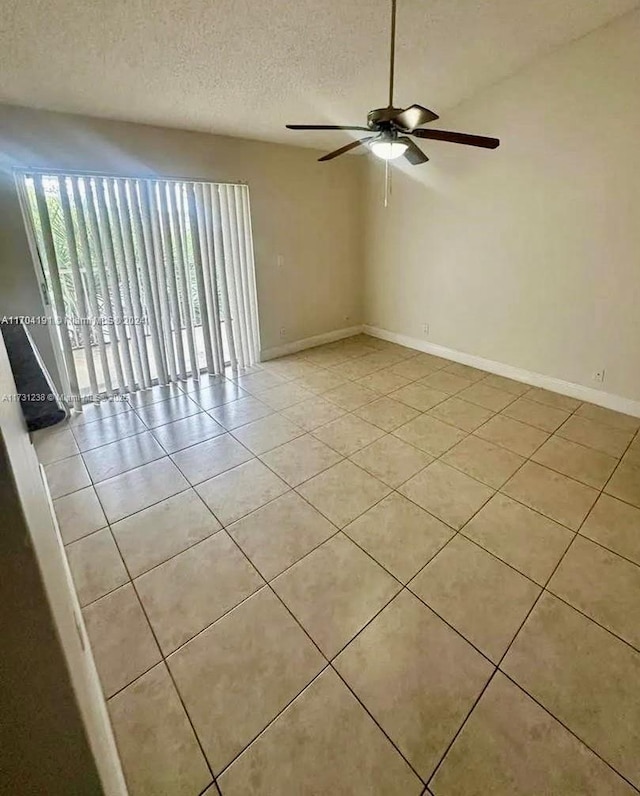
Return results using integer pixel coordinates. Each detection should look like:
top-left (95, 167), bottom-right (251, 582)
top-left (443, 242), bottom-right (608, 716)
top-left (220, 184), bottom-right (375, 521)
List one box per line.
top-left (0, 439), bottom-right (103, 795)
top-left (0, 105), bottom-right (365, 384)
top-left (0, 348), bottom-right (104, 794)
top-left (364, 9), bottom-right (640, 402)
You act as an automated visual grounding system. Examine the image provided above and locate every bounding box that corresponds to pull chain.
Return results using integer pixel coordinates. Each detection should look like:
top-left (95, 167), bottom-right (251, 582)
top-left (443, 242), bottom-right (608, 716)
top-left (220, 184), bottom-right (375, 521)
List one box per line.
top-left (383, 160), bottom-right (393, 207)
top-left (384, 160), bottom-right (389, 207)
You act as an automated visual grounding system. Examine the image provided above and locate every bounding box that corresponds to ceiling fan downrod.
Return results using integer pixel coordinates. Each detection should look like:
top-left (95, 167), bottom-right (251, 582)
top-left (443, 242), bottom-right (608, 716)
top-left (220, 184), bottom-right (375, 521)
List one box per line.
top-left (388, 0), bottom-right (397, 108)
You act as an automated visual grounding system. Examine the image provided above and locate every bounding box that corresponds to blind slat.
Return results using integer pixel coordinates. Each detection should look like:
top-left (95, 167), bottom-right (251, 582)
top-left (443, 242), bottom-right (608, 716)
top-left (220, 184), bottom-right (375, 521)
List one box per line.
top-left (201, 184), bottom-right (226, 371)
top-left (136, 181), bottom-right (169, 384)
top-left (228, 185), bottom-right (253, 365)
top-left (240, 186), bottom-right (261, 358)
top-left (106, 179), bottom-right (147, 390)
top-left (85, 179), bottom-right (127, 390)
top-left (149, 182), bottom-right (178, 380)
top-left (157, 181), bottom-right (187, 380)
top-left (58, 177), bottom-right (99, 397)
top-left (185, 183), bottom-right (215, 373)
top-left (95, 179), bottom-right (136, 392)
top-left (32, 175), bottom-right (81, 405)
top-left (195, 183), bottom-right (222, 372)
top-left (219, 184), bottom-right (249, 368)
top-left (169, 183), bottom-right (199, 378)
top-left (70, 177), bottom-right (114, 396)
top-left (115, 179), bottom-right (153, 388)
top-left (211, 185), bottom-right (238, 369)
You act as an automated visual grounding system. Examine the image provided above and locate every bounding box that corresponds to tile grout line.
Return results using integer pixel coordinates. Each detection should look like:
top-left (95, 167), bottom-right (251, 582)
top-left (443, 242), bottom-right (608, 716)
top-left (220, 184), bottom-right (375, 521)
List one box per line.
top-left (94, 486), bottom-right (640, 794)
top-left (39, 345), bottom-right (635, 465)
top-left (422, 523), bottom-right (569, 789)
top-left (66, 377), bottom-right (640, 621)
top-left (42, 335), bottom-right (640, 792)
top-left (212, 663), bottom-right (333, 781)
top-left (541, 588), bottom-right (640, 656)
top-left (212, 517), bottom-right (431, 784)
top-left (94, 455), bottom-right (436, 785)
top-left (424, 411), bottom-right (640, 788)
top-left (499, 669), bottom-right (640, 795)
top-left (106, 520), bottom-right (221, 794)
top-left (211, 449), bottom-right (527, 785)
top-left (55, 349), bottom-right (640, 594)
top-left (416, 389), bottom-right (639, 789)
top-left (75, 418), bottom-right (635, 543)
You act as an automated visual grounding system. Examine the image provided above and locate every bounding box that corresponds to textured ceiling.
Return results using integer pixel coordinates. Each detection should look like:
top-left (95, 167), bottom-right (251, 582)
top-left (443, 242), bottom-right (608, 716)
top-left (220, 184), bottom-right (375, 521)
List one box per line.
top-left (1, 0), bottom-right (637, 149)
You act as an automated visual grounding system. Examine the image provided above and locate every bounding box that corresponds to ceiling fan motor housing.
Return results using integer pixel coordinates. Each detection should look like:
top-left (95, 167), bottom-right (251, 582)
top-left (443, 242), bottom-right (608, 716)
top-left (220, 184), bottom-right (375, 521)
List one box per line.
top-left (367, 107), bottom-right (406, 130)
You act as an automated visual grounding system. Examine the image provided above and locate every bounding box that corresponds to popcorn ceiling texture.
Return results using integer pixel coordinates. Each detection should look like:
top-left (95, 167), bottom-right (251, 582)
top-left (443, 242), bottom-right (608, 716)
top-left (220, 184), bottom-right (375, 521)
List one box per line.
top-left (0, 0), bottom-right (636, 149)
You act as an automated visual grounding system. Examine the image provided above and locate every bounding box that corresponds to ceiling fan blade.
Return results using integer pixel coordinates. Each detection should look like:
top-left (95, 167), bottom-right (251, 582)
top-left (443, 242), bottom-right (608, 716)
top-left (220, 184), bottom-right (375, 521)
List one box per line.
top-left (286, 124), bottom-right (369, 131)
top-left (412, 128), bottom-right (500, 149)
top-left (401, 137), bottom-right (429, 165)
top-left (392, 104), bottom-right (439, 130)
top-left (318, 137), bottom-right (373, 162)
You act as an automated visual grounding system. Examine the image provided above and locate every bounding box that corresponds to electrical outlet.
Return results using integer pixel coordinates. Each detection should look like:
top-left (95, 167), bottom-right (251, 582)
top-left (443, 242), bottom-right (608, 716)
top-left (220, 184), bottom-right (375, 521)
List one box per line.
top-left (422, 323), bottom-right (430, 335)
top-left (593, 369), bottom-right (605, 383)
top-left (277, 255), bottom-right (284, 269)
top-left (279, 327), bottom-right (287, 338)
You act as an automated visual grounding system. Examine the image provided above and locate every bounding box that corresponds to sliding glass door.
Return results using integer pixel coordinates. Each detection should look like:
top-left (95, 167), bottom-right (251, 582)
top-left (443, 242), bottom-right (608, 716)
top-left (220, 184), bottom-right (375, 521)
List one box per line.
top-left (16, 172), bottom-right (260, 406)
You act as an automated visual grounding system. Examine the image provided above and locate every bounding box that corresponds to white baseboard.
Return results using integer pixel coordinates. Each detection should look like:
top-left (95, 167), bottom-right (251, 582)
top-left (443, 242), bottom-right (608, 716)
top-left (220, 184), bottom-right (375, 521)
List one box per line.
top-left (364, 325), bottom-right (640, 419)
top-left (260, 325), bottom-right (364, 361)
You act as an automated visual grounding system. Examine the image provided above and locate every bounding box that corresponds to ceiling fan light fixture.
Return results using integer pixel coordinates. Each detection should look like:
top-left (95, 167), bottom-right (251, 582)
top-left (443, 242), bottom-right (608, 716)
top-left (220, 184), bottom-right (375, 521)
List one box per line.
top-left (370, 139), bottom-right (408, 161)
top-left (285, 0), bottom-right (499, 167)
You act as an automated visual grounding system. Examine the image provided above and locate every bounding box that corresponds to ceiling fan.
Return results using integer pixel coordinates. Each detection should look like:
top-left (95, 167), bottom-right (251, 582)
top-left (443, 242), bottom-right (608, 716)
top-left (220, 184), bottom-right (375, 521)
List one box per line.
top-left (285, 0), bottom-right (500, 164)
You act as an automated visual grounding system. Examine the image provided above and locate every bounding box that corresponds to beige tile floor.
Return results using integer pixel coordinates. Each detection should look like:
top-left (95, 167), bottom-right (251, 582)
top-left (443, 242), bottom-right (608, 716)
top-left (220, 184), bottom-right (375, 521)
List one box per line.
top-left (33, 333), bottom-right (640, 796)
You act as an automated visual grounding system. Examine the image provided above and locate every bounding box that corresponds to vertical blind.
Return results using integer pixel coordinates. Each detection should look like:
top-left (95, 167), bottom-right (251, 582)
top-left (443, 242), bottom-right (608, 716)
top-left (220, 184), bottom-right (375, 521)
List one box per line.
top-left (16, 172), bottom-right (260, 405)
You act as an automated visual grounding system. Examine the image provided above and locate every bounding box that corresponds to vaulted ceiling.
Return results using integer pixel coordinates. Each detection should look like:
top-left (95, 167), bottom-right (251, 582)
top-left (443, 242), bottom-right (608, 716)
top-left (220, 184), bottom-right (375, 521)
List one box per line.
top-left (1, 0), bottom-right (637, 148)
